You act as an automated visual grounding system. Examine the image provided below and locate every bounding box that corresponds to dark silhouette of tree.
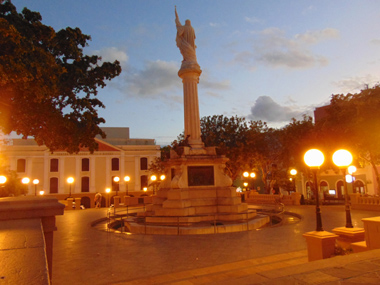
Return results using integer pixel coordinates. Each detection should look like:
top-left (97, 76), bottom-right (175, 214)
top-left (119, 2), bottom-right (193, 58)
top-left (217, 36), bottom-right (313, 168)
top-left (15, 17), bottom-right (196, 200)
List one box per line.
top-left (0, 0), bottom-right (121, 153)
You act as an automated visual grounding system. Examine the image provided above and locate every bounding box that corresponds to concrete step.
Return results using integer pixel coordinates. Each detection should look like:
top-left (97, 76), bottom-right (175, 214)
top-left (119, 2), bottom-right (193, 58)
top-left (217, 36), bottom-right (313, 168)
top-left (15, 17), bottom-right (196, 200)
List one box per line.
top-left (120, 250), bottom-right (308, 284)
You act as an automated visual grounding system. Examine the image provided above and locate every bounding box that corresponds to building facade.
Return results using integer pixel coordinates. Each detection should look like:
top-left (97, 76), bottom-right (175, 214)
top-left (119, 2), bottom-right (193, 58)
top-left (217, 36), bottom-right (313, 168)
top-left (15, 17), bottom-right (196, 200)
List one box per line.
top-left (1, 127), bottom-right (161, 198)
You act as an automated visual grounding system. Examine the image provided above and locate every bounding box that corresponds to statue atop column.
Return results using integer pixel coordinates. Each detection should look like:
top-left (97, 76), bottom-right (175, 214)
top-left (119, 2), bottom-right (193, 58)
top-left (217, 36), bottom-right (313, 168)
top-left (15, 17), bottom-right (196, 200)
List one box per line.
top-left (175, 6), bottom-right (199, 69)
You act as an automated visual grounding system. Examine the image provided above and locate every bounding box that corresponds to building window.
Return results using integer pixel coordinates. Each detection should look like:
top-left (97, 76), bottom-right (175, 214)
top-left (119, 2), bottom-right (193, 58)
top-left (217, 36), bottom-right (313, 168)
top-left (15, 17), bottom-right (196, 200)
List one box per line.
top-left (140, 157), bottom-right (148, 170)
top-left (111, 158), bottom-right (119, 171)
top-left (82, 158), bottom-right (90, 172)
top-left (140, 175), bottom-right (148, 190)
top-left (81, 177), bottom-right (90, 192)
top-left (50, 159), bottom-right (59, 172)
top-left (17, 159), bottom-right (26, 172)
top-left (112, 175), bottom-right (119, 192)
top-left (50, 177), bottom-right (58, 194)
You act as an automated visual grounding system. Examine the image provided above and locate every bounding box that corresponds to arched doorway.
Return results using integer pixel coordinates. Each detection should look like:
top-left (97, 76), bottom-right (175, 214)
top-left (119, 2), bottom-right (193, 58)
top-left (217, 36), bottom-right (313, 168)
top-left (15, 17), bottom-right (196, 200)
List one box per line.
top-left (306, 181), bottom-right (314, 199)
top-left (336, 180), bottom-right (344, 199)
top-left (320, 181), bottom-right (329, 199)
top-left (81, 196), bottom-right (91, 209)
top-left (354, 180), bottom-right (365, 194)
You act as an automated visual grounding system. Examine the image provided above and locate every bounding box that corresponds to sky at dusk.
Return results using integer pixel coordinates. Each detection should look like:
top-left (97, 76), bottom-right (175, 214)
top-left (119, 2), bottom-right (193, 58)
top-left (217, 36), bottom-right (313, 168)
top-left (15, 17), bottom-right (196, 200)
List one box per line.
top-left (10, 0), bottom-right (380, 145)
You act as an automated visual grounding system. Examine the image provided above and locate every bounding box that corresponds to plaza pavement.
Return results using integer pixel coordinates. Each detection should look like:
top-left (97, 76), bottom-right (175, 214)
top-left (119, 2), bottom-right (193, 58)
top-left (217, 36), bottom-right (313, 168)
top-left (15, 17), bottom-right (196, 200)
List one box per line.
top-left (52, 205), bottom-right (380, 284)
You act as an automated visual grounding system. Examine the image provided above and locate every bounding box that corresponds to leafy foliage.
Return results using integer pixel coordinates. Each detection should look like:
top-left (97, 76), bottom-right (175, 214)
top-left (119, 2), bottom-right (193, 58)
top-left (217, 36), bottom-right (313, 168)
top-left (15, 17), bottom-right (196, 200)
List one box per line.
top-left (316, 85), bottom-right (380, 192)
top-left (0, 0), bottom-right (121, 153)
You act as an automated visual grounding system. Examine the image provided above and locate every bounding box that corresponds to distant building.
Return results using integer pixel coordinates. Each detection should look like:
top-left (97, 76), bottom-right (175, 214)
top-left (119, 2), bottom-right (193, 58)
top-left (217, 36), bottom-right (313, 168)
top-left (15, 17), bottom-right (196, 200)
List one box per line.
top-left (313, 105), bottom-right (329, 123)
top-left (295, 106), bottom-right (379, 198)
top-left (1, 127), bottom-right (160, 197)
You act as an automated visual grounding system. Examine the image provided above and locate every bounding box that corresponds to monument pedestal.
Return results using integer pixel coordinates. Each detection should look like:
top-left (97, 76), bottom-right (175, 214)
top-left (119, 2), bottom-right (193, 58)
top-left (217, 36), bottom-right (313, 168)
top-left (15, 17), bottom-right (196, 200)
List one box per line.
top-left (141, 146), bottom-right (253, 224)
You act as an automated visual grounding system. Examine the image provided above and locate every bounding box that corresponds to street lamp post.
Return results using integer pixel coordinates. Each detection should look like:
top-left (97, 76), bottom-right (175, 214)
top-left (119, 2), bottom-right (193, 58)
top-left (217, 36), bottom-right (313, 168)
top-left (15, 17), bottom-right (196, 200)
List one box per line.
top-left (348, 165), bottom-right (357, 193)
top-left (290, 169), bottom-right (297, 193)
top-left (150, 175), bottom-right (157, 195)
top-left (22, 177), bottom-right (30, 195)
top-left (113, 176), bottom-right (120, 196)
top-left (67, 177), bottom-right (74, 198)
top-left (33, 179), bottom-right (39, 196)
top-left (124, 176), bottom-right (130, 196)
top-left (105, 188), bottom-right (111, 207)
top-left (304, 149), bottom-right (325, 232)
top-left (333, 149), bottom-right (353, 228)
top-left (243, 171), bottom-right (256, 191)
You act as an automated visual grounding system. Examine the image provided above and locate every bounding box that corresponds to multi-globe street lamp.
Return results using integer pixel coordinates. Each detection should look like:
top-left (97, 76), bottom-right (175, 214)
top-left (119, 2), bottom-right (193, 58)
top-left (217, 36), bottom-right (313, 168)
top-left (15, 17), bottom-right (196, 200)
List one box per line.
top-left (243, 171), bottom-right (256, 191)
top-left (332, 149), bottom-right (353, 228)
top-left (150, 174), bottom-right (166, 195)
top-left (304, 149), bottom-right (325, 231)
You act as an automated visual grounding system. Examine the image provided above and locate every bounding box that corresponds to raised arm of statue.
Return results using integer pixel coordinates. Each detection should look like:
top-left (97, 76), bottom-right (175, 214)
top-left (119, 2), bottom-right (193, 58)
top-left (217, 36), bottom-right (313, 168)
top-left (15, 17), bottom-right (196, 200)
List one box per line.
top-left (175, 6), bottom-right (181, 27)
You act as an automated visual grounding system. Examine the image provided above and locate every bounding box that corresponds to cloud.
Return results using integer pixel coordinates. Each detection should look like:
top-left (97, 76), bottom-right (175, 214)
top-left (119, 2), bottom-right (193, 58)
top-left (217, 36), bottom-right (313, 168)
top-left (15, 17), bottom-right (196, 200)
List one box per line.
top-left (245, 16), bottom-right (262, 24)
top-left (234, 27), bottom-right (339, 69)
top-left (302, 5), bottom-right (316, 15)
top-left (295, 28), bottom-right (339, 44)
top-left (248, 96), bottom-right (310, 123)
top-left (95, 47), bottom-right (129, 64)
top-left (370, 39), bottom-right (380, 45)
top-left (117, 60), bottom-right (230, 103)
top-left (332, 75), bottom-right (380, 94)
top-left (126, 60), bottom-right (180, 98)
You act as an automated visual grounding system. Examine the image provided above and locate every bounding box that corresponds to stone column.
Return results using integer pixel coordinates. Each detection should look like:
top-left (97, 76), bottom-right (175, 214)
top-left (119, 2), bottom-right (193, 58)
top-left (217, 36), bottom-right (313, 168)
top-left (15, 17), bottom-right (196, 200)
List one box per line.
top-left (178, 65), bottom-right (203, 149)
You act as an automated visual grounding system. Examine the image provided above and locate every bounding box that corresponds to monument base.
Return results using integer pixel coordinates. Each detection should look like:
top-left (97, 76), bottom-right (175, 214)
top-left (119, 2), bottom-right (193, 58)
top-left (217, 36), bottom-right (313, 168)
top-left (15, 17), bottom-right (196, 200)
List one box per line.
top-left (137, 146), bottom-right (256, 227)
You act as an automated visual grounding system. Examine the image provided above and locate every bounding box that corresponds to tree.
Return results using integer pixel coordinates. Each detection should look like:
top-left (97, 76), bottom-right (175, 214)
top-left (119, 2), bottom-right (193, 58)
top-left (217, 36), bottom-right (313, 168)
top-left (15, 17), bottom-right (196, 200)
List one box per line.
top-left (0, 0), bottom-right (121, 153)
top-left (200, 115), bottom-right (249, 180)
top-left (316, 85), bottom-right (380, 194)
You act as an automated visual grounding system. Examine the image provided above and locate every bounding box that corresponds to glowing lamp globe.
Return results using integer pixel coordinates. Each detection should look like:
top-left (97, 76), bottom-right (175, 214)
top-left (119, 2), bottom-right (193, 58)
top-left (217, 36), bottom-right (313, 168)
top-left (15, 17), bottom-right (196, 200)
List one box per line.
top-left (333, 149), bottom-right (353, 168)
top-left (0, 176), bottom-right (7, 184)
top-left (22, 177), bottom-right (30, 184)
top-left (348, 165), bottom-right (357, 175)
top-left (304, 149), bottom-right (325, 168)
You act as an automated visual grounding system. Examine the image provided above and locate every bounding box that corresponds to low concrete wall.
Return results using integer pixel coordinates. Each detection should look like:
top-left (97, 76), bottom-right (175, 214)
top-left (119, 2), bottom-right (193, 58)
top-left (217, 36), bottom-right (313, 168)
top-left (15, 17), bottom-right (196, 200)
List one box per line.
top-left (350, 193), bottom-right (380, 211)
top-left (0, 196), bottom-right (64, 283)
top-left (245, 192), bottom-right (301, 205)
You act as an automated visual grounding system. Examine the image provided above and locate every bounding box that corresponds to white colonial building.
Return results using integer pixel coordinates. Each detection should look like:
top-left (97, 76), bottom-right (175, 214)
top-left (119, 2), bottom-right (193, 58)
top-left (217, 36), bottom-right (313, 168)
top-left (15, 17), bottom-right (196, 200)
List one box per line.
top-left (1, 127), bottom-right (160, 201)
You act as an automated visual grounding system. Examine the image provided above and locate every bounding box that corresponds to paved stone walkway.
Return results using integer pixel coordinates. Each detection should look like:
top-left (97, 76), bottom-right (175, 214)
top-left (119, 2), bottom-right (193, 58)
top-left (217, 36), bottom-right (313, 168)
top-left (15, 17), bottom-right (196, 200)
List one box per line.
top-left (52, 205), bottom-right (380, 284)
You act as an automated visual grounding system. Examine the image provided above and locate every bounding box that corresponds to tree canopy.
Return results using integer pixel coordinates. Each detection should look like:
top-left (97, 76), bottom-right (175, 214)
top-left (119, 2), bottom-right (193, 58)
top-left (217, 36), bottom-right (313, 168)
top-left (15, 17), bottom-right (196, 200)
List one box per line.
top-left (316, 84), bottom-right (380, 192)
top-left (0, 0), bottom-right (121, 153)
top-left (167, 115), bottom-right (315, 192)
